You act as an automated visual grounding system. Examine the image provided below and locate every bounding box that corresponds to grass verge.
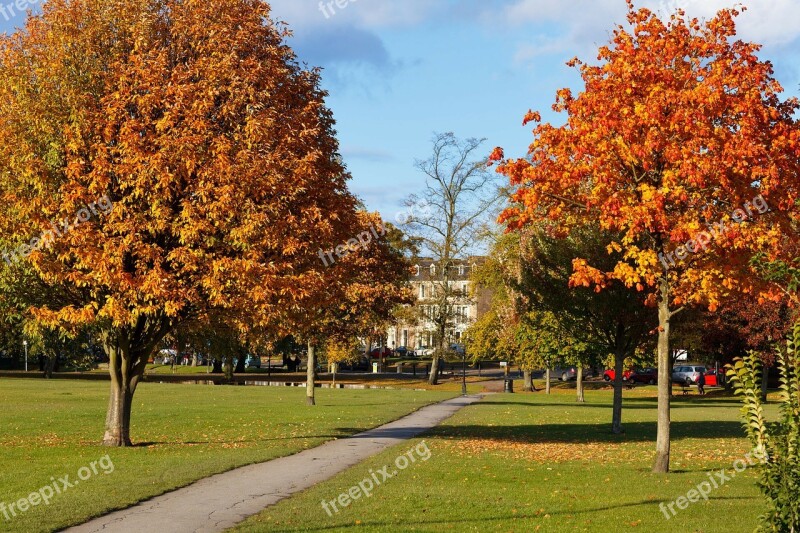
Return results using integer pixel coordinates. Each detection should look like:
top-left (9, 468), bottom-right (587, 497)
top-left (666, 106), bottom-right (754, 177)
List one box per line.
top-left (234, 388), bottom-right (776, 532)
top-left (0, 379), bottom-right (455, 532)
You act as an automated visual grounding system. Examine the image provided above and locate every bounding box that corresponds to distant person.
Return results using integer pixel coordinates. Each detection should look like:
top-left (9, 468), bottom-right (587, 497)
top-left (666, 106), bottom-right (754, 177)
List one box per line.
top-left (697, 371), bottom-right (706, 395)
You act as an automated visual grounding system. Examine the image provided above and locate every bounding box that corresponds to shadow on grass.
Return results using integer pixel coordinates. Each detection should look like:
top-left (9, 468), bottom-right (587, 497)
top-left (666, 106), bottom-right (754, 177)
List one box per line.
top-left (477, 400), bottom-right (741, 410)
top-left (415, 420), bottom-right (747, 443)
top-left (265, 496), bottom-right (760, 532)
top-left (327, 419), bottom-right (745, 443)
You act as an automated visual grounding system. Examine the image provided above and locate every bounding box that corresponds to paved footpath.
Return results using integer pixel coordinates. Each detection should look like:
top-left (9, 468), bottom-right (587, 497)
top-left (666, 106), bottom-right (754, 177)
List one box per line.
top-left (66, 394), bottom-right (483, 533)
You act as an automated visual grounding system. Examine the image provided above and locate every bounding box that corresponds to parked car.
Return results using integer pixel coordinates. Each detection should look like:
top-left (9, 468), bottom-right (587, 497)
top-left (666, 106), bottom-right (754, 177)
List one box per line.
top-left (704, 368), bottom-right (725, 387)
top-left (553, 367), bottom-right (593, 381)
top-left (672, 365), bottom-right (707, 385)
top-left (244, 355), bottom-right (261, 368)
top-left (369, 347), bottom-right (393, 358)
top-left (340, 357), bottom-right (370, 371)
top-left (603, 369), bottom-right (633, 382)
top-left (154, 349), bottom-right (177, 365)
top-left (449, 343), bottom-right (466, 356)
top-left (628, 368), bottom-right (658, 384)
top-left (416, 346), bottom-right (434, 357)
top-left (395, 346), bottom-right (416, 358)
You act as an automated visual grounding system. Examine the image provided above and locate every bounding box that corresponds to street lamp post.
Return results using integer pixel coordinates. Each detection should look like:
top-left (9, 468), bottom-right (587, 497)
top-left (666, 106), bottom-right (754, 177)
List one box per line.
top-left (461, 350), bottom-right (467, 396)
top-left (23, 340), bottom-right (28, 372)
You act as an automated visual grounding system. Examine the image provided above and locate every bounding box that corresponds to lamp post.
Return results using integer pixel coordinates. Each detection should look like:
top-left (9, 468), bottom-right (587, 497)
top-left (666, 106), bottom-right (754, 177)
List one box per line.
top-left (461, 349), bottom-right (467, 396)
top-left (23, 340), bottom-right (28, 372)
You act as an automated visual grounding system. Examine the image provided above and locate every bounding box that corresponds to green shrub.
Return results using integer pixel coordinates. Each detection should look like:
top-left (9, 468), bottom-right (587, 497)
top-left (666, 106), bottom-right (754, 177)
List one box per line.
top-left (728, 323), bottom-right (800, 532)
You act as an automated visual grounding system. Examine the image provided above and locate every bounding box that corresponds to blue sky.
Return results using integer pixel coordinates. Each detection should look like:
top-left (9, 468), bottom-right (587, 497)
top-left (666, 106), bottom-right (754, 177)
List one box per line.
top-left (3, 0), bottom-right (799, 223)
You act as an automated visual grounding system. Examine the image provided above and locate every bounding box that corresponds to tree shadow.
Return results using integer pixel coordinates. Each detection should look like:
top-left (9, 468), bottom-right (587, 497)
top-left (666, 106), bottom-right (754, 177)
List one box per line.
top-left (130, 434), bottom-right (347, 447)
top-left (420, 420), bottom-right (747, 443)
top-left (265, 496), bottom-right (760, 532)
top-left (478, 397), bottom-right (743, 410)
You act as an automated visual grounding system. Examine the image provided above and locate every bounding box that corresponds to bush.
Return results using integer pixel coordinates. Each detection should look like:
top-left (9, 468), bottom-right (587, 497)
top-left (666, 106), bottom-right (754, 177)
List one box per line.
top-left (728, 323), bottom-right (800, 532)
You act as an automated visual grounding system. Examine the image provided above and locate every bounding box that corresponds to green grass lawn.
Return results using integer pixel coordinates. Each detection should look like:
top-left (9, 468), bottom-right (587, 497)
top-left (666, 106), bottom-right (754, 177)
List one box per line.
top-left (0, 379), bottom-right (456, 532)
top-left (234, 387), bottom-right (777, 532)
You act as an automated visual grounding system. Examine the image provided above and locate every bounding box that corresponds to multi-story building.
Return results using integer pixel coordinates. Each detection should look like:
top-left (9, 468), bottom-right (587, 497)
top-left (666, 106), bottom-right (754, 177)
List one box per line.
top-left (386, 256), bottom-right (491, 351)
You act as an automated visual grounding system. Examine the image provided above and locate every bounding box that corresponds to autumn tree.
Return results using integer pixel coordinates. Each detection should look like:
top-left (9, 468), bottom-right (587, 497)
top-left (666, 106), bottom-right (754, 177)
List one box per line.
top-left (494, 3), bottom-right (800, 471)
top-left (404, 133), bottom-right (502, 385)
top-left (0, 0), bottom-right (363, 445)
top-left (293, 211), bottom-right (412, 405)
top-left (323, 336), bottom-right (361, 387)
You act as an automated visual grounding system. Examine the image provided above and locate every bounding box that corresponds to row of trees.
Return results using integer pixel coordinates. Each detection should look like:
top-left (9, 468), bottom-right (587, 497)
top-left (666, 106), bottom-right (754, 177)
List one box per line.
top-left (0, 0), bottom-right (411, 445)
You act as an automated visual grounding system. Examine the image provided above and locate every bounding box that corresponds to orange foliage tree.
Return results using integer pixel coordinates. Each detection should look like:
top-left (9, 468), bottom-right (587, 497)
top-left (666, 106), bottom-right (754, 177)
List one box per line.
top-left (0, 0), bottom-right (361, 445)
top-left (291, 211), bottom-right (412, 406)
top-left (494, 3), bottom-right (800, 472)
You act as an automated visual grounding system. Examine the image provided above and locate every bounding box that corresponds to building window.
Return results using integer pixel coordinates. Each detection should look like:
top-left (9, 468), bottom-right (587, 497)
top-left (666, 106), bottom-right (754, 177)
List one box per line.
top-left (430, 264), bottom-right (436, 276)
top-left (420, 284), bottom-right (426, 299)
top-left (402, 330), bottom-right (408, 347)
top-left (414, 265), bottom-right (420, 276)
top-left (458, 265), bottom-right (464, 276)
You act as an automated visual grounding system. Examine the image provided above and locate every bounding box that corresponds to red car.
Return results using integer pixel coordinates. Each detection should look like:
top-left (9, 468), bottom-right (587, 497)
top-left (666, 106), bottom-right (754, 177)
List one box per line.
top-left (703, 368), bottom-right (724, 387)
top-left (629, 368), bottom-right (658, 385)
top-left (603, 369), bottom-right (633, 382)
top-left (369, 347), bottom-right (393, 358)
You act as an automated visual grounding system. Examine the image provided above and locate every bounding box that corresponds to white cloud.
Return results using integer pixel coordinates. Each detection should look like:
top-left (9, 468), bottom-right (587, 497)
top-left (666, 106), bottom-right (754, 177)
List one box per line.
top-left (645, 0), bottom-right (800, 46)
top-left (493, 0), bottom-right (800, 77)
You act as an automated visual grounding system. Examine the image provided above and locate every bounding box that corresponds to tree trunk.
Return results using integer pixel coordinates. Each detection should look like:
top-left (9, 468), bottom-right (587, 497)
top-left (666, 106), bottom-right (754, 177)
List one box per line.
top-left (235, 351), bottom-right (246, 374)
top-left (101, 317), bottom-right (172, 447)
top-left (760, 364), bottom-right (769, 401)
top-left (224, 354), bottom-right (234, 381)
top-left (576, 366), bottom-right (585, 403)
top-left (523, 370), bottom-right (534, 392)
top-left (212, 358), bottom-right (222, 373)
top-left (365, 335), bottom-right (372, 363)
top-left (103, 378), bottom-right (135, 447)
top-left (612, 349), bottom-right (625, 434)
top-left (44, 354), bottom-right (58, 379)
top-left (428, 354), bottom-right (440, 385)
top-left (653, 278), bottom-right (672, 473)
top-left (306, 341), bottom-right (316, 406)
top-left (545, 368), bottom-right (551, 395)
top-left (103, 344), bottom-right (143, 447)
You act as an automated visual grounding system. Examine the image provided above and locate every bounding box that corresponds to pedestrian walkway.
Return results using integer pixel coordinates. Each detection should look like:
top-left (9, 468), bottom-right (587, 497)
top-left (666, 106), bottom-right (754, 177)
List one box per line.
top-left (66, 394), bottom-right (483, 533)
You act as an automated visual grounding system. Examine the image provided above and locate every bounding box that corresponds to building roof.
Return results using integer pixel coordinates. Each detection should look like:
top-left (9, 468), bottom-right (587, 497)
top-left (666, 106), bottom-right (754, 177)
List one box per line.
top-left (410, 257), bottom-right (486, 282)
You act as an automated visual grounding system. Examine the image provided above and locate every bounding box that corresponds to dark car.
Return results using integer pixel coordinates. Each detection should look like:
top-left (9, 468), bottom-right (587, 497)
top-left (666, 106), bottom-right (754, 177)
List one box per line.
top-left (341, 357), bottom-right (370, 371)
top-left (395, 346), bottom-right (416, 358)
top-left (553, 367), bottom-right (594, 381)
top-left (629, 368), bottom-right (658, 385)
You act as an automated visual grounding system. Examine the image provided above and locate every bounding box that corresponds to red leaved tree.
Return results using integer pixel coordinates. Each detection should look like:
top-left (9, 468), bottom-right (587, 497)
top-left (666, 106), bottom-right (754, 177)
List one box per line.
top-left (494, 3), bottom-right (800, 472)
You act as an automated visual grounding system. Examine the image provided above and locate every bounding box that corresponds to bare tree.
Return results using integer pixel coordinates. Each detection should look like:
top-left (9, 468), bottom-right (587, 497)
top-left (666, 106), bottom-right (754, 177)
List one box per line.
top-left (404, 133), bottom-right (501, 385)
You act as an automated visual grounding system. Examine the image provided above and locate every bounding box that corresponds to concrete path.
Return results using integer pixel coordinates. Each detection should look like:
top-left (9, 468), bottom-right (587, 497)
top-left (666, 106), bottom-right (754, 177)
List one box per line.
top-left (66, 394), bottom-right (483, 533)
